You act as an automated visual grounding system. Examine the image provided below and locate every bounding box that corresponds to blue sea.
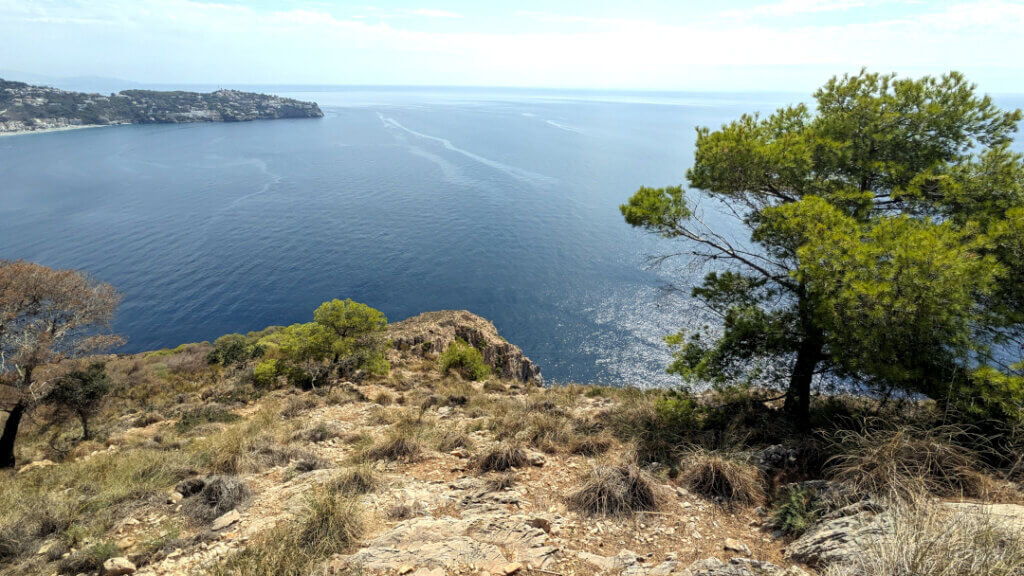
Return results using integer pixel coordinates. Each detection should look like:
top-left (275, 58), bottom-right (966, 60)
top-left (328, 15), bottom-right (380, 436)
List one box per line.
top-left (2, 88), bottom-right (1022, 386)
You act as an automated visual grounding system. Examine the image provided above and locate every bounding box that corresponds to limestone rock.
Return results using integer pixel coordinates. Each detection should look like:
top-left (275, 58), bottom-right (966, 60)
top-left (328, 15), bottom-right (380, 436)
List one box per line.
top-left (101, 556), bottom-right (136, 576)
top-left (388, 311), bottom-right (541, 382)
top-left (211, 509), bottom-right (241, 531)
top-left (339, 511), bottom-right (557, 573)
top-left (784, 501), bottom-right (888, 568)
top-left (18, 459), bottom-right (56, 473)
top-left (683, 557), bottom-right (809, 576)
top-left (940, 502), bottom-right (1024, 532)
top-left (723, 538), bottom-right (751, 556)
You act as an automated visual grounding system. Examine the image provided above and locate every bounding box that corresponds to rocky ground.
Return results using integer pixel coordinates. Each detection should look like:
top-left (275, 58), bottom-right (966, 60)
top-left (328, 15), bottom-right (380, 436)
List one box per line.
top-left (3, 311), bottom-right (1022, 576)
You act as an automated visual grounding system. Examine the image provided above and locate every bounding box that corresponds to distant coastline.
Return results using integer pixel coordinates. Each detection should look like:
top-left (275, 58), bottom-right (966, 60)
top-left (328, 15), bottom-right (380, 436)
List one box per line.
top-left (0, 78), bottom-right (323, 135)
top-left (0, 123), bottom-right (106, 138)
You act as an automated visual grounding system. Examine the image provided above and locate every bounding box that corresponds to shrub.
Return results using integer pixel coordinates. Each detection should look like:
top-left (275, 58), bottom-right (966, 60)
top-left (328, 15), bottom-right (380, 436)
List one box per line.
top-left (438, 339), bottom-right (491, 381)
top-left (477, 443), bottom-right (527, 472)
top-left (606, 390), bottom-right (700, 464)
top-left (42, 362), bottom-right (112, 440)
top-left (252, 359), bottom-right (279, 388)
top-left (173, 405), bottom-right (241, 433)
top-left (208, 333), bottom-right (262, 366)
top-left (678, 448), bottom-right (765, 505)
top-left (771, 485), bottom-right (822, 536)
top-left (56, 541), bottom-right (120, 575)
top-left (181, 476), bottom-right (251, 524)
top-left (827, 424), bottom-right (999, 501)
top-left (567, 461), bottom-right (659, 516)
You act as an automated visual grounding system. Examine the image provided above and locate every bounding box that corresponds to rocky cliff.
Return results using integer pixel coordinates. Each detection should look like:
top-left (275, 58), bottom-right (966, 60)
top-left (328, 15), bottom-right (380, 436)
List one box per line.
top-left (0, 79), bottom-right (323, 134)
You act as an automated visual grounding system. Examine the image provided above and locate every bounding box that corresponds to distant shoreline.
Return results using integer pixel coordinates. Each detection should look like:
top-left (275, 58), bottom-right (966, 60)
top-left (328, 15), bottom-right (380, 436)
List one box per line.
top-left (0, 124), bottom-right (106, 138)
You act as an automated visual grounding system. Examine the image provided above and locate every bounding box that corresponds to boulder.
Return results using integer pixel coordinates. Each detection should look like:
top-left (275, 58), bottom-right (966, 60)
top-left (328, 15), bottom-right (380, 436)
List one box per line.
top-left (100, 556), bottom-right (136, 576)
top-left (388, 311), bottom-right (541, 382)
top-left (211, 509), bottom-right (241, 531)
top-left (784, 500), bottom-right (889, 568)
top-left (722, 538), bottom-right (751, 556)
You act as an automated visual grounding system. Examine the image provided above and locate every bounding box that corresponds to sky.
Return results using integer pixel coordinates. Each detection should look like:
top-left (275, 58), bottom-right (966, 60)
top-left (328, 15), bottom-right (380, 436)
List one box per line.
top-left (2, 0), bottom-right (1024, 92)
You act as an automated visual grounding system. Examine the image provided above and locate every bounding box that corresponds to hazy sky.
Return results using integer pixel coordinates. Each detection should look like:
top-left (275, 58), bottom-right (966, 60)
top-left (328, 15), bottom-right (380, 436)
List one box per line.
top-left (2, 0), bottom-right (1024, 92)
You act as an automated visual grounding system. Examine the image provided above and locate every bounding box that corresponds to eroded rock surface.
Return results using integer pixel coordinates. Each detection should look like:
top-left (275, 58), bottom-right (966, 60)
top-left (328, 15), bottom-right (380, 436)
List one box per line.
top-left (388, 310), bottom-right (541, 382)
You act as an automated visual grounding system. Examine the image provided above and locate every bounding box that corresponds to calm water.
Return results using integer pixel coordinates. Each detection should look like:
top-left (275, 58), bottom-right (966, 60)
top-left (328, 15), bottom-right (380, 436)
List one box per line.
top-left (3, 88), bottom-right (1022, 386)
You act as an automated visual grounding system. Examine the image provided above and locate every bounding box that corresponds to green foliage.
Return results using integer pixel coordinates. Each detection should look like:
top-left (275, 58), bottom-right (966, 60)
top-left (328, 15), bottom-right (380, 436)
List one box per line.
top-left (252, 358), bottom-right (280, 389)
top-left (258, 299), bottom-right (389, 388)
top-left (438, 338), bottom-right (491, 381)
top-left (622, 69), bottom-right (1024, 428)
top-left (771, 485), bottom-right (822, 535)
top-left (173, 406), bottom-right (241, 433)
top-left (207, 333), bottom-right (263, 366)
top-left (42, 363), bottom-right (112, 440)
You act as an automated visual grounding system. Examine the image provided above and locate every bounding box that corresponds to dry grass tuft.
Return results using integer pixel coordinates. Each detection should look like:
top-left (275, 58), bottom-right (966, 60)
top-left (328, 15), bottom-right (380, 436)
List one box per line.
top-left (566, 460), bottom-right (659, 516)
top-left (211, 485), bottom-right (363, 576)
top-left (678, 447), bottom-right (765, 505)
top-left (181, 476), bottom-right (251, 523)
top-left (476, 443), bottom-right (528, 472)
top-left (331, 466), bottom-right (381, 495)
top-left (823, 501), bottom-right (1024, 576)
top-left (827, 424), bottom-right (1002, 501)
top-left (569, 434), bottom-right (615, 456)
top-left (485, 472), bottom-right (516, 492)
top-left (362, 434), bottom-right (423, 463)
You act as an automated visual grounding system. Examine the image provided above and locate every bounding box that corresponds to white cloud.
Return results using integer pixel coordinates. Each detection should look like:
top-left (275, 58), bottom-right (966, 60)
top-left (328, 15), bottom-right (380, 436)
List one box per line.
top-left (1, 0), bottom-right (1023, 91)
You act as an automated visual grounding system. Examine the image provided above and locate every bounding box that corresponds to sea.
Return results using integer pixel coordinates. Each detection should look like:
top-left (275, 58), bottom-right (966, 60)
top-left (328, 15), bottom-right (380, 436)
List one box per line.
top-left (2, 87), bottom-right (1022, 386)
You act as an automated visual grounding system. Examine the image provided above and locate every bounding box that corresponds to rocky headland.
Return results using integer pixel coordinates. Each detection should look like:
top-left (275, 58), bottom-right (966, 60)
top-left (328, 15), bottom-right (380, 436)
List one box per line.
top-left (0, 79), bottom-right (322, 134)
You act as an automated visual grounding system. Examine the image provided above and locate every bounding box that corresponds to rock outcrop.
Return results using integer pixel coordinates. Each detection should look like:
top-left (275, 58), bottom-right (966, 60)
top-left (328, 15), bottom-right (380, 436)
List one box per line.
top-left (784, 500), bottom-right (889, 568)
top-left (388, 310), bottom-right (541, 382)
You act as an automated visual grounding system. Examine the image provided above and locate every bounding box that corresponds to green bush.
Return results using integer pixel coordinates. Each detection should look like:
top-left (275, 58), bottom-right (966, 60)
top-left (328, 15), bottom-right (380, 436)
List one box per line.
top-left (207, 333), bottom-right (263, 366)
top-left (42, 362), bottom-right (112, 440)
top-left (252, 359), bottom-right (279, 389)
top-left (174, 406), bottom-right (241, 433)
top-left (438, 339), bottom-right (491, 381)
top-left (771, 485), bottom-right (822, 535)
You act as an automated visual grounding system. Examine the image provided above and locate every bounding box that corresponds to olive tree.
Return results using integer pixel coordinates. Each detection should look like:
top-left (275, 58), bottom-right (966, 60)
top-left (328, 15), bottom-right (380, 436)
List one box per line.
top-left (0, 260), bottom-right (122, 467)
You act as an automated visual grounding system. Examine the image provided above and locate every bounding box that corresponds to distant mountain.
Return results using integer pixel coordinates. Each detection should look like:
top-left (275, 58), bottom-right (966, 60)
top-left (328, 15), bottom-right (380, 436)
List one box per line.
top-left (0, 78), bottom-right (323, 134)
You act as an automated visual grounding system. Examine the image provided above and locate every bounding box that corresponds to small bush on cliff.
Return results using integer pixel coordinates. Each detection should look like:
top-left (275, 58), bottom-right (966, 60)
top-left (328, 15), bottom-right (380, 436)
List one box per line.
top-left (258, 299), bottom-right (390, 388)
top-left (250, 358), bottom-right (279, 388)
top-left (438, 338), bottom-right (491, 381)
top-left (207, 333), bottom-right (263, 366)
top-left (42, 362), bottom-right (112, 441)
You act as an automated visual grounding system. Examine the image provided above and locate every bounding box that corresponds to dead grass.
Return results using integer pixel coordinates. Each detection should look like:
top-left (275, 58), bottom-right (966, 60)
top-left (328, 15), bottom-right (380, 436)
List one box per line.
top-left (180, 476), bottom-right (251, 524)
top-left (678, 447), bottom-right (765, 505)
top-left (476, 443), bottom-right (528, 472)
top-left (361, 434), bottom-right (423, 463)
top-left (823, 501), bottom-right (1024, 576)
top-left (566, 460), bottom-right (660, 516)
top-left (331, 466), bottom-right (381, 495)
top-left (210, 485), bottom-right (363, 576)
top-left (827, 424), bottom-right (1004, 502)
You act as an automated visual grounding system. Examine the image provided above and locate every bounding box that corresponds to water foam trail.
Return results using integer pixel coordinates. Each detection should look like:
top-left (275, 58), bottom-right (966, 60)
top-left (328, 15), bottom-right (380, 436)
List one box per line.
top-left (545, 119), bottom-right (583, 134)
top-left (377, 112), bottom-right (556, 186)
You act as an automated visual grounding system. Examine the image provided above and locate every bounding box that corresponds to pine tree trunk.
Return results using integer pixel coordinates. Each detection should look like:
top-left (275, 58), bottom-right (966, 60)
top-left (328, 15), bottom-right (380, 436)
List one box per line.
top-left (79, 412), bottom-right (91, 441)
top-left (785, 292), bottom-right (824, 429)
top-left (0, 401), bottom-right (26, 469)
